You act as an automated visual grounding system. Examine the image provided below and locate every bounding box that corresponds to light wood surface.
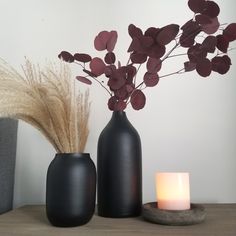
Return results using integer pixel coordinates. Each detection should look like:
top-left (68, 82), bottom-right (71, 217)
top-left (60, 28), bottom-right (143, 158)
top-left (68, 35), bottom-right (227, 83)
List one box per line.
top-left (0, 204), bottom-right (235, 235)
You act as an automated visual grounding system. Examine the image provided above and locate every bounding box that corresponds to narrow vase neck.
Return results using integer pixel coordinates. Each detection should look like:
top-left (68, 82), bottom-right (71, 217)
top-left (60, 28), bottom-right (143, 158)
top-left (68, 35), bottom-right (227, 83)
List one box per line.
top-left (111, 111), bottom-right (127, 120)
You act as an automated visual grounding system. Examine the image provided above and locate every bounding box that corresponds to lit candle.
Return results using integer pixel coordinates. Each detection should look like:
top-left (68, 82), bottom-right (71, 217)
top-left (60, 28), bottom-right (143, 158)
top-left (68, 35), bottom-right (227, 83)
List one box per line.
top-left (156, 172), bottom-right (190, 210)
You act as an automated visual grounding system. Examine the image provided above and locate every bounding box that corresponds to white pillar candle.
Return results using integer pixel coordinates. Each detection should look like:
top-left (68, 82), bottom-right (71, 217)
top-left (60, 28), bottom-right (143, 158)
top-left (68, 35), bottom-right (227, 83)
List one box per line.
top-left (156, 172), bottom-right (190, 210)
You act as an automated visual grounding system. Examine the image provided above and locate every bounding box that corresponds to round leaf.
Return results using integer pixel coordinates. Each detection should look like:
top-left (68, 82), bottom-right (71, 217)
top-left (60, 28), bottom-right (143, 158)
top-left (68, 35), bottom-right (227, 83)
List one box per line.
top-left (90, 57), bottom-right (106, 76)
top-left (211, 56), bottom-right (231, 74)
top-left (94, 31), bottom-right (110, 51)
top-left (188, 0), bottom-right (206, 13)
top-left (196, 58), bottom-right (212, 77)
top-left (76, 76), bottom-right (92, 85)
top-left (202, 1), bottom-right (220, 18)
top-left (223, 23), bottom-right (236, 42)
top-left (216, 35), bottom-right (229, 53)
top-left (114, 86), bottom-right (129, 99)
top-left (143, 72), bottom-right (159, 87)
top-left (140, 36), bottom-right (154, 48)
top-left (156, 24), bottom-right (179, 45)
top-left (130, 90), bottom-right (146, 110)
top-left (108, 77), bottom-right (126, 91)
top-left (180, 34), bottom-right (195, 48)
top-left (144, 27), bottom-right (160, 39)
top-left (202, 36), bottom-right (217, 53)
top-left (107, 31), bottom-right (118, 52)
top-left (128, 24), bottom-right (143, 38)
top-left (195, 14), bottom-right (212, 25)
top-left (146, 57), bottom-right (162, 73)
top-left (74, 53), bottom-right (92, 63)
top-left (108, 96), bottom-right (126, 111)
top-left (104, 52), bottom-right (116, 64)
top-left (188, 44), bottom-right (207, 63)
top-left (148, 44), bottom-right (166, 59)
top-left (130, 52), bottom-right (147, 64)
top-left (201, 17), bottom-right (219, 34)
top-left (128, 37), bottom-right (142, 52)
top-left (58, 51), bottom-right (74, 63)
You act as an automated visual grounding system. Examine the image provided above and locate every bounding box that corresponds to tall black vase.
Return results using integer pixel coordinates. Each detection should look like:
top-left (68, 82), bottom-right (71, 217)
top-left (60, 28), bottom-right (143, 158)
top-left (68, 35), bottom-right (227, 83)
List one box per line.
top-left (46, 153), bottom-right (96, 227)
top-left (97, 111), bottom-right (142, 218)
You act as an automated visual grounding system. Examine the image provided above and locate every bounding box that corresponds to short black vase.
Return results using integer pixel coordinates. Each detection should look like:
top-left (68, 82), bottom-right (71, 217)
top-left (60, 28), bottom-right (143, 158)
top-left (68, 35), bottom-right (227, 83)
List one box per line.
top-left (46, 153), bottom-right (96, 227)
top-left (97, 111), bottom-right (142, 217)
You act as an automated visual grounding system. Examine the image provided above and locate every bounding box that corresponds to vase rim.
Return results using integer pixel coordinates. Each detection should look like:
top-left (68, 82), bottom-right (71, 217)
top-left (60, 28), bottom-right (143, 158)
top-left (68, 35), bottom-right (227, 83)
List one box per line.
top-left (55, 152), bottom-right (90, 158)
top-left (113, 111), bottom-right (126, 113)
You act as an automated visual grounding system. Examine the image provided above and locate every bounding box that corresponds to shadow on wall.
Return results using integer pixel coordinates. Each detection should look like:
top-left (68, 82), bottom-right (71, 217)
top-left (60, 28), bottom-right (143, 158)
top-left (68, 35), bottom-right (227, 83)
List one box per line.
top-left (0, 118), bottom-right (18, 214)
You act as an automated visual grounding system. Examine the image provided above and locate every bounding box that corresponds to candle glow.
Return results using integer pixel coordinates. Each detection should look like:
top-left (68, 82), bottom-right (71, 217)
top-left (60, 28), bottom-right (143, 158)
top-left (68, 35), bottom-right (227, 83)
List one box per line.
top-left (156, 172), bottom-right (190, 210)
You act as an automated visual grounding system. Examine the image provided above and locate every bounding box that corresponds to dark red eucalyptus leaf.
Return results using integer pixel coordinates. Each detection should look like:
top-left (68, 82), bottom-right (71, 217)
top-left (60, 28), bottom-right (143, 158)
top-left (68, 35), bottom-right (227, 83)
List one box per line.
top-left (188, 0), bottom-right (206, 13)
top-left (126, 65), bottom-right (137, 82)
top-left (107, 76), bottom-right (126, 90)
top-left (216, 35), bottom-right (229, 53)
top-left (128, 24), bottom-right (143, 38)
top-left (184, 61), bottom-right (196, 72)
top-left (202, 1), bottom-right (220, 18)
top-left (117, 66), bottom-right (127, 78)
top-left (179, 34), bottom-right (195, 48)
top-left (58, 51), bottom-right (74, 63)
top-left (108, 96), bottom-right (126, 111)
top-left (188, 44), bottom-right (207, 63)
top-left (146, 57), bottom-right (162, 73)
top-left (126, 84), bottom-right (135, 93)
top-left (222, 55), bottom-right (232, 65)
top-left (144, 27), bottom-right (160, 39)
top-left (74, 53), bottom-right (92, 63)
top-left (128, 37), bottom-right (142, 52)
top-left (195, 14), bottom-right (212, 25)
top-left (104, 52), bottom-right (116, 64)
top-left (115, 100), bottom-right (127, 111)
top-left (130, 52), bottom-right (147, 64)
top-left (130, 90), bottom-right (146, 110)
top-left (76, 76), bottom-right (92, 85)
top-left (202, 36), bottom-right (217, 53)
top-left (211, 56), bottom-right (231, 74)
top-left (107, 31), bottom-right (118, 52)
top-left (223, 23), bottom-right (236, 42)
top-left (140, 36), bottom-right (154, 48)
top-left (90, 57), bottom-right (106, 76)
top-left (114, 86), bottom-right (129, 99)
top-left (83, 69), bottom-right (97, 77)
top-left (148, 44), bottom-right (166, 59)
top-left (94, 31), bottom-right (110, 51)
top-left (201, 17), bottom-right (219, 34)
top-left (143, 72), bottom-right (159, 87)
top-left (181, 20), bottom-right (201, 35)
top-left (108, 96), bottom-right (117, 110)
top-left (156, 24), bottom-right (179, 45)
top-left (196, 58), bottom-right (212, 77)
top-left (104, 65), bottom-right (116, 77)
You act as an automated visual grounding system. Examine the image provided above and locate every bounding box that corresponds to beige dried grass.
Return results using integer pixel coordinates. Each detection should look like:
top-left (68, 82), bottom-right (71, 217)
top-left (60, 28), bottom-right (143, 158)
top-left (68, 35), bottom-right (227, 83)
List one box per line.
top-left (0, 58), bottom-right (90, 153)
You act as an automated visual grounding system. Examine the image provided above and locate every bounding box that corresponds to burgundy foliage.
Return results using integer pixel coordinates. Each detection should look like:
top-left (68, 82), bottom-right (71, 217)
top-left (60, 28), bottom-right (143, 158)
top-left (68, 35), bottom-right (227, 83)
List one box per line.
top-left (59, 0), bottom-right (236, 111)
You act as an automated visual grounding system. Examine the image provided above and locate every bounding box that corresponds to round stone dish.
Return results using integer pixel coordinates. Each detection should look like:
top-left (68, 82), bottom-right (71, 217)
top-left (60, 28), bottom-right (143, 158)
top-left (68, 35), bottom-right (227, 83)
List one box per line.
top-left (142, 202), bottom-right (206, 226)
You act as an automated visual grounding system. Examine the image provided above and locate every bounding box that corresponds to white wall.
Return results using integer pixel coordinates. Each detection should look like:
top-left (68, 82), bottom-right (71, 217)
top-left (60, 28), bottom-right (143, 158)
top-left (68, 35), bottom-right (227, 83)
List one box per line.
top-left (0, 0), bottom-right (235, 207)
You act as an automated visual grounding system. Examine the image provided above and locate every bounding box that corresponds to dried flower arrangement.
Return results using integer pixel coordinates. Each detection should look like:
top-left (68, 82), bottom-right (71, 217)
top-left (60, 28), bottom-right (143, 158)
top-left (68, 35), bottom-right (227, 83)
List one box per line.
top-left (59, 0), bottom-right (236, 111)
top-left (0, 59), bottom-right (90, 153)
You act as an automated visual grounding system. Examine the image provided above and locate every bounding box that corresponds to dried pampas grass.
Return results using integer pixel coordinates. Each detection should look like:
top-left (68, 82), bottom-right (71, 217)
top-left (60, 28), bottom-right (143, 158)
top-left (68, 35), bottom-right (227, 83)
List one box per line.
top-left (0, 58), bottom-right (90, 153)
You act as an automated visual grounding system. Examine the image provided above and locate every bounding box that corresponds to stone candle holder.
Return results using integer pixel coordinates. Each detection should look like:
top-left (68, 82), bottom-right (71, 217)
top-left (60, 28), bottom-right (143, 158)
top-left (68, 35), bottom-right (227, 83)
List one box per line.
top-left (142, 202), bottom-right (206, 226)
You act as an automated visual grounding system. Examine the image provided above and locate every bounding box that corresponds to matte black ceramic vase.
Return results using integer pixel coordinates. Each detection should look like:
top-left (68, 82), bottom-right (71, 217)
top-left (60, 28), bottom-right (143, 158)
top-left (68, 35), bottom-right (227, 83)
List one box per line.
top-left (97, 111), bottom-right (142, 217)
top-left (46, 153), bottom-right (96, 227)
